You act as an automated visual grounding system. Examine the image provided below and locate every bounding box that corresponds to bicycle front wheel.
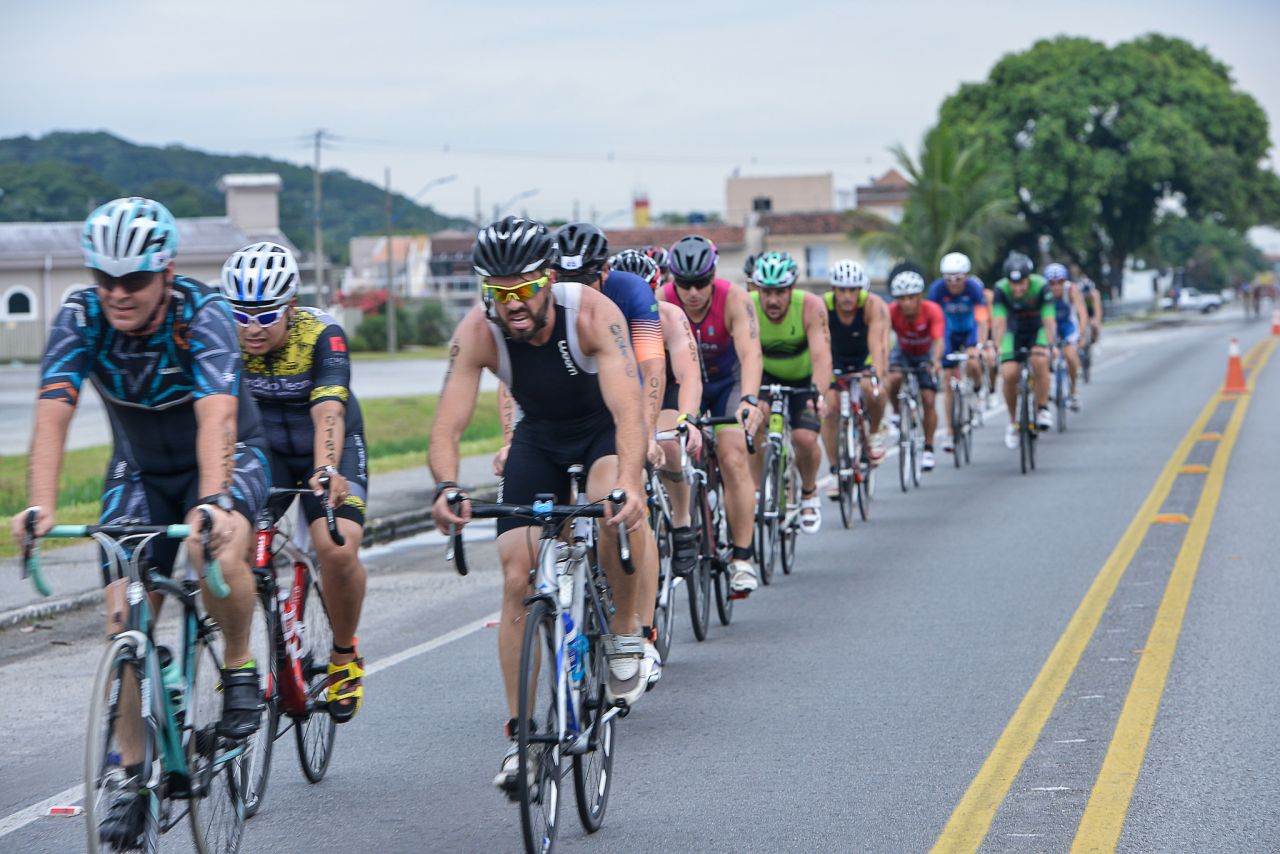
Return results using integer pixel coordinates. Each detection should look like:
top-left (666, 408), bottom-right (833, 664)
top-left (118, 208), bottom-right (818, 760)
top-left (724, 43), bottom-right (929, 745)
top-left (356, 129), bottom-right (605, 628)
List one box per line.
top-left (755, 443), bottom-right (779, 585)
top-left (711, 489), bottom-right (736, 625)
top-left (573, 590), bottom-right (614, 833)
top-left (188, 619), bottom-right (246, 854)
top-left (836, 417), bottom-right (854, 529)
top-left (294, 567), bottom-right (337, 783)
top-left (517, 599), bottom-right (562, 853)
top-left (651, 503), bottom-right (676, 664)
top-left (686, 480), bottom-right (712, 642)
top-left (85, 635), bottom-right (157, 854)
top-left (1055, 363), bottom-right (1068, 432)
top-left (1019, 384), bottom-right (1032, 475)
top-left (242, 588), bottom-right (278, 818)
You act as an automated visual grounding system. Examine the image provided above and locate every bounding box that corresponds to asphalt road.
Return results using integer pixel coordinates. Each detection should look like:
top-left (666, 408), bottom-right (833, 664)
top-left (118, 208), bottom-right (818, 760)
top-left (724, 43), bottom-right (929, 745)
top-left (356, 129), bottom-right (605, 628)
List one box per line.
top-left (2, 310), bottom-right (1277, 853)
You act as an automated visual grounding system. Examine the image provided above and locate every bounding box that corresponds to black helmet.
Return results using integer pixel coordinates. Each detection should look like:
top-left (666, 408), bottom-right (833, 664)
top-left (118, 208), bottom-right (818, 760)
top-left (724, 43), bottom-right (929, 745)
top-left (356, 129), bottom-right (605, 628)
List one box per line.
top-left (1003, 252), bottom-right (1034, 282)
top-left (472, 216), bottom-right (558, 278)
top-left (743, 252), bottom-right (761, 278)
top-left (669, 235), bottom-right (718, 282)
top-left (609, 249), bottom-right (660, 287)
top-left (553, 222), bottom-right (609, 276)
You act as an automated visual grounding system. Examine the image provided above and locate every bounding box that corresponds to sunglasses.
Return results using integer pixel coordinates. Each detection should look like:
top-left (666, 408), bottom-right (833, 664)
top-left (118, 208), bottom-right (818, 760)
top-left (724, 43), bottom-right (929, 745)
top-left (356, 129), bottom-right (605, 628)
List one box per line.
top-left (92, 270), bottom-right (159, 294)
top-left (231, 307), bottom-right (286, 328)
top-left (483, 275), bottom-right (549, 304)
top-left (674, 277), bottom-right (714, 290)
top-left (944, 274), bottom-right (966, 283)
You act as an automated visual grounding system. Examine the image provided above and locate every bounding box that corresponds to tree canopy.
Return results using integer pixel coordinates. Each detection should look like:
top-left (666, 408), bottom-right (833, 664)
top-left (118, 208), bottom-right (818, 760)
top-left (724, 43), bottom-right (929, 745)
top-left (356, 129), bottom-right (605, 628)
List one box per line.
top-left (937, 34), bottom-right (1280, 291)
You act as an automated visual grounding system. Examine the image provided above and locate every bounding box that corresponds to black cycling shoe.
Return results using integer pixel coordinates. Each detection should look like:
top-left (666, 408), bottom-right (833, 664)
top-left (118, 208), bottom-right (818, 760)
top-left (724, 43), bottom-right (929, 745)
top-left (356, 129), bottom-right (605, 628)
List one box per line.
top-left (671, 526), bottom-right (698, 577)
top-left (98, 784), bottom-right (147, 850)
top-left (215, 665), bottom-right (264, 741)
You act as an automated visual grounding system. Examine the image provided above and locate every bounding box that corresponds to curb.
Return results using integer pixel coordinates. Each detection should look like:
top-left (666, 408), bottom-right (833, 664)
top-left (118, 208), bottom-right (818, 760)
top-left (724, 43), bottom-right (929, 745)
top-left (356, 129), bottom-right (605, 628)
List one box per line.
top-left (0, 588), bottom-right (104, 630)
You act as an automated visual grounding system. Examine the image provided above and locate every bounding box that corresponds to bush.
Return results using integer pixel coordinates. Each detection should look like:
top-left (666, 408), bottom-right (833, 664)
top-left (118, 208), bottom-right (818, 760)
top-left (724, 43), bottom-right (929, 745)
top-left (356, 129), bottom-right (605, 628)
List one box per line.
top-left (414, 300), bottom-right (452, 346)
top-left (351, 307), bottom-right (412, 351)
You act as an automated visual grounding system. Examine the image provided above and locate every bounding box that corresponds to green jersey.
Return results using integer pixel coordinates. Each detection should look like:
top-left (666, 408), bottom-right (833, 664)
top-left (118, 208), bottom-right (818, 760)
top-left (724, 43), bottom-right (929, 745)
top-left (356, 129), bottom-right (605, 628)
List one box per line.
top-left (992, 275), bottom-right (1054, 332)
top-left (753, 289), bottom-right (811, 382)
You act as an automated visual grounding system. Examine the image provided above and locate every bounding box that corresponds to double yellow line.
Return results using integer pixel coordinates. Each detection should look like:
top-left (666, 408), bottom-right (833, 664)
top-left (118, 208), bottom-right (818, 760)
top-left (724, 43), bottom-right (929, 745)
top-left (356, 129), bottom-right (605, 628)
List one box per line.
top-left (932, 336), bottom-right (1278, 853)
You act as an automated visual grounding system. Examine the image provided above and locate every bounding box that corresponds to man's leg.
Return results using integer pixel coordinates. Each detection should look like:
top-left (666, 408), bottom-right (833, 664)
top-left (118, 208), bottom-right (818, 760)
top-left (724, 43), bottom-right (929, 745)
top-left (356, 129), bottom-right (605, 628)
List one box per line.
top-left (656, 409), bottom-right (691, 527)
top-left (1001, 361), bottom-right (1020, 422)
top-left (312, 514), bottom-right (367, 721)
top-left (717, 427), bottom-right (759, 592)
top-left (921, 387), bottom-right (938, 448)
top-left (1032, 347), bottom-right (1052, 408)
top-left (1065, 343), bottom-right (1081, 394)
top-left (861, 377), bottom-right (884, 433)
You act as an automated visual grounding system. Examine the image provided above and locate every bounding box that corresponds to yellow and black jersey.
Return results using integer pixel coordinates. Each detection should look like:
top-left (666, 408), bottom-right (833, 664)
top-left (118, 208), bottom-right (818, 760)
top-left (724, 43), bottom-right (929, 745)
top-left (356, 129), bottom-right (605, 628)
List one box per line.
top-left (242, 306), bottom-right (363, 458)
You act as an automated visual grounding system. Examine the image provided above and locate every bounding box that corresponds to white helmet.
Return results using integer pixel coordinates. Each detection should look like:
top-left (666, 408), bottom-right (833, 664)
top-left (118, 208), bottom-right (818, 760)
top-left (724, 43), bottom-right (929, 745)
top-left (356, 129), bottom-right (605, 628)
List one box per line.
top-left (829, 259), bottom-right (869, 289)
top-left (220, 242), bottom-right (300, 307)
top-left (890, 270), bottom-right (926, 297)
top-left (940, 252), bottom-right (971, 276)
top-left (81, 197), bottom-right (179, 277)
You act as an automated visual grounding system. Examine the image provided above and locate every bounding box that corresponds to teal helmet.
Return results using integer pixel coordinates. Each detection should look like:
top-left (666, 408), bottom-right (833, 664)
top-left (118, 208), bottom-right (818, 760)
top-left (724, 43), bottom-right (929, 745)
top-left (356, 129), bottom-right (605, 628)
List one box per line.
top-left (82, 197), bottom-right (179, 277)
top-left (753, 251), bottom-right (799, 288)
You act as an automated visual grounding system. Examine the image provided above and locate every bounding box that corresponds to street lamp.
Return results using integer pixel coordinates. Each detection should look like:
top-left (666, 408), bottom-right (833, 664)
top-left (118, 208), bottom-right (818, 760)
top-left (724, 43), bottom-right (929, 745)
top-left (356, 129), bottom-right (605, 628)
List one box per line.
top-left (493, 188), bottom-right (540, 222)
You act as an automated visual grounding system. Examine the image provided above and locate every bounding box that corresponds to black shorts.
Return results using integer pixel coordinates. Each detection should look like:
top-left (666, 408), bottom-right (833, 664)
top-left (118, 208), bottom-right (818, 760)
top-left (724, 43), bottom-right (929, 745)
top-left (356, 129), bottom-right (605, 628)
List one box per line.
top-left (497, 418), bottom-right (618, 535)
top-left (267, 433), bottom-right (369, 526)
top-left (889, 349), bottom-right (939, 392)
top-left (701, 374), bottom-right (743, 420)
top-left (98, 443), bottom-right (271, 581)
top-left (760, 372), bottom-right (821, 433)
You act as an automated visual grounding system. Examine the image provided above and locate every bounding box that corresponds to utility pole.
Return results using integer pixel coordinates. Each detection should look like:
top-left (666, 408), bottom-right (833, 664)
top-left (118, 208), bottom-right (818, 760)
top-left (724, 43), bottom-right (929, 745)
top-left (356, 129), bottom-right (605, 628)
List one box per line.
top-left (312, 129), bottom-right (328, 306)
top-left (385, 167), bottom-right (397, 353)
top-left (474, 186), bottom-right (482, 227)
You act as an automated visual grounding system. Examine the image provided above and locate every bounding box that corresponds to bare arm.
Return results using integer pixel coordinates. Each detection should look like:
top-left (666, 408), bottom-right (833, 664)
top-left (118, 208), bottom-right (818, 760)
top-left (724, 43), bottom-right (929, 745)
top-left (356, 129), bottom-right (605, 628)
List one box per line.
top-left (803, 293), bottom-right (832, 392)
top-left (311, 401), bottom-right (346, 471)
top-left (26, 399), bottom-right (75, 514)
top-left (193, 394), bottom-right (238, 498)
top-left (661, 303), bottom-right (702, 416)
top-left (866, 295), bottom-right (888, 378)
top-left (641, 357), bottom-right (664, 438)
top-left (728, 289), bottom-right (763, 398)
top-left (580, 293), bottom-right (646, 487)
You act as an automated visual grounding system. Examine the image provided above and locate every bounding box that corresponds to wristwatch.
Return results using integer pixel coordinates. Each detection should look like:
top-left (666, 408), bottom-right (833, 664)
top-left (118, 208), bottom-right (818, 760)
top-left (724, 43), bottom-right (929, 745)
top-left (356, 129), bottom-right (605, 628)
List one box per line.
top-left (739, 394), bottom-right (760, 408)
top-left (197, 493), bottom-right (234, 513)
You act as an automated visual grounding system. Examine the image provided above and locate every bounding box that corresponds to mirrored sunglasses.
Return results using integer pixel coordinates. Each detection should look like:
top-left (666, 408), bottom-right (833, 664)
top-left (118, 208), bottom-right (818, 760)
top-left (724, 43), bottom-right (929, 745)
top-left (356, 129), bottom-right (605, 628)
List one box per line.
top-left (483, 275), bottom-right (549, 304)
top-left (231, 307), bottom-right (286, 328)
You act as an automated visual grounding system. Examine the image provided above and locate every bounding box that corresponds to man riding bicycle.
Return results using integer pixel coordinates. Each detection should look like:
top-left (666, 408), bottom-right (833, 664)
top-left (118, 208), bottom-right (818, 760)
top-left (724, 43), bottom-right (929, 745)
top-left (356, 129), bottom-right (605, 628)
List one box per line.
top-left (1044, 262), bottom-right (1088, 412)
top-left (9, 197), bottom-right (269, 847)
top-left (822, 260), bottom-right (888, 474)
top-left (659, 235), bottom-right (765, 593)
top-left (428, 217), bottom-right (650, 791)
top-left (1073, 264), bottom-right (1103, 344)
top-left (886, 263), bottom-right (944, 471)
top-left (927, 252), bottom-right (989, 454)
top-left (750, 251), bottom-right (832, 533)
top-left (991, 252), bottom-right (1059, 448)
top-left (218, 241), bottom-right (370, 722)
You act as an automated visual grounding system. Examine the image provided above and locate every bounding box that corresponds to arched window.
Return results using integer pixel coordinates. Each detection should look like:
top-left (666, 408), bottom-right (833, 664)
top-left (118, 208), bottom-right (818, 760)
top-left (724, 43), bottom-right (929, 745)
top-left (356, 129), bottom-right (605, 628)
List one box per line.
top-left (0, 286), bottom-right (37, 320)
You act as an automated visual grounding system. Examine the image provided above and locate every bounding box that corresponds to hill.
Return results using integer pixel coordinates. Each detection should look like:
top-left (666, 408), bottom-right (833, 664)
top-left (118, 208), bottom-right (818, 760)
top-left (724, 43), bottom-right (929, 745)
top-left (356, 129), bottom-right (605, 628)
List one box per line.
top-left (0, 131), bottom-right (472, 263)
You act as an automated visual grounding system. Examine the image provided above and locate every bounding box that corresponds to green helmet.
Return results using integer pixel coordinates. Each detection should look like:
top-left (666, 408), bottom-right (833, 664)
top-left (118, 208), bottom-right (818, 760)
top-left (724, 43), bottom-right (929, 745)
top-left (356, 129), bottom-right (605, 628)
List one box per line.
top-left (753, 251), bottom-right (798, 288)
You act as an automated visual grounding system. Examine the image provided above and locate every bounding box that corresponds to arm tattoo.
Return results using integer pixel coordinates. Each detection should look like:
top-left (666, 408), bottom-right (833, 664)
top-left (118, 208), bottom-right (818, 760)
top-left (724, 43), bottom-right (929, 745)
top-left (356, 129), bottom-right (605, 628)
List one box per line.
top-left (610, 322), bottom-right (637, 379)
top-left (682, 316), bottom-right (700, 368)
top-left (323, 413), bottom-right (337, 466)
top-left (746, 305), bottom-right (758, 340)
top-left (443, 339), bottom-right (461, 388)
top-left (221, 427), bottom-right (235, 494)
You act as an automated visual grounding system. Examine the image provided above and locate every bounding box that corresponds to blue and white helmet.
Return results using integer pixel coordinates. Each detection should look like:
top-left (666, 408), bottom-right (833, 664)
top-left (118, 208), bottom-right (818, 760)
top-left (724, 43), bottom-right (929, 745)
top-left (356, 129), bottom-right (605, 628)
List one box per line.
top-left (81, 197), bottom-right (179, 277)
top-left (1044, 263), bottom-right (1069, 282)
top-left (219, 242), bottom-right (300, 307)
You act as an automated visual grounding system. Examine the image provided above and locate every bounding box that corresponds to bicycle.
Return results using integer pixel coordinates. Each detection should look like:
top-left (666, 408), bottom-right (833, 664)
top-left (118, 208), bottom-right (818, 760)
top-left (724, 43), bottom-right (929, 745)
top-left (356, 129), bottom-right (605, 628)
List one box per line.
top-left (1079, 335), bottom-right (1093, 385)
top-left (687, 414), bottom-right (751, 635)
top-left (755, 384), bottom-right (803, 582)
top-left (1015, 346), bottom-right (1039, 474)
top-left (647, 427), bottom-right (689, 665)
top-left (830, 368), bottom-right (877, 527)
top-left (946, 353), bottom-right (977, 468)
top-left (444, 476), bottom-right (632, 854)
top-left (21, 509), bottom-right (246, 854)
top-left (1051, 344), bottom-right (1069, 433)
top-left (240, 482), bottom-right (344, 817)
top-left (894, 369), bottom-right (924, 492)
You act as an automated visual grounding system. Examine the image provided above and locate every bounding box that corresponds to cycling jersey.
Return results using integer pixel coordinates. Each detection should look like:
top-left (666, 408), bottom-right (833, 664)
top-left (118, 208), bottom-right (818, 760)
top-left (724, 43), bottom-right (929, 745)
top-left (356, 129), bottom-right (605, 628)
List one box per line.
top-left (1079, 276), bottom-right (1099, 318)
top-left (926, 277), bottom-right (988, 336)
top-left (663, 279), bottom-right (738, 382)
top-left (242, 307), bottom-right (364, 460)
top-left (603, 271), bottom-right (663, 365)
top-left (40, 276), bottom-right (265, 474)
top-left (753, 289), bottom-right (811, 383)
top-left (992, 275), bottom-right (1054, 360)
top-left (824, 290), bottom-right (871, 371)
top-left (888, 300), bottom-right (944, 358)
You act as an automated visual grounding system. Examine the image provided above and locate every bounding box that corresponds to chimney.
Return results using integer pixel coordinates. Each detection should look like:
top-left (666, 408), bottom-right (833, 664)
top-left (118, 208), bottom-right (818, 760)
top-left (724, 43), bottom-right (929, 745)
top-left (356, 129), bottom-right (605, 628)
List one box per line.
top-left (218, 174), bottom-right (283, 235)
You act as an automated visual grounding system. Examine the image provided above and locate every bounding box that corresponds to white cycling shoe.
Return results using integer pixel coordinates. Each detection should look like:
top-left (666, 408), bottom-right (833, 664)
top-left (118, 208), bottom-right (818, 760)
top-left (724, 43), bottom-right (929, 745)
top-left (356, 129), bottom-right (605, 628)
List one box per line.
top-left (1069, 394), bottom-right (1081, 412)
top-left (799, 494), bottom-right (822, 534)
top-left (921, 450), bottom-right (936, 471)
top-left (1036, 406), bottom-right (1055, 431)
top-left (644, 640), bottom-right (662, 690)
top-left (604, 634), bottom-right (650, 706)
top-left (1004, 423), bottom-right (1019, 449)
top-left (729, 559), bottom-right (758, 593)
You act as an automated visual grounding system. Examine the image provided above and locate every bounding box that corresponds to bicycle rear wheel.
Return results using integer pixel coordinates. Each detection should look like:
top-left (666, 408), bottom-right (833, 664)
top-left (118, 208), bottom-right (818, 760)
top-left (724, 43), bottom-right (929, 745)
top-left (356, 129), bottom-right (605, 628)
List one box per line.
top-left (686, 480), bottom-right (712, 642)
top-left (517, 599), bottom-right (562, 853)
top-left (711, 488), bottom-right (736, 625)
top-left (294, 567), bottom-right (336, 783)
top-left (188, 618), bottom-right (246, 854)
top-left (755, 444), bottom-right (779, 585)
top-left (898, 418), bottom-right (910, 493)
top-left (951, 388), bottom-right (963, 469)
top-left (1055, 361), bottom-right (1068, 432)
top-left (573, 592), bottom-right (614, 833)
top-left (1019, 384), bottom-right (1031, 475)
top-left (650, 500), bottom-right (676, 663)
top-left (836, 417), bottom-right (854, 529)
top-left (1082, 344), bottom-right (1092, 384)
top-left (241, 586), bottom-right (278, 818)
top-left (779, 460), bottom-right (797, 576)
top-left (85, 636), bottom-right (158, 854)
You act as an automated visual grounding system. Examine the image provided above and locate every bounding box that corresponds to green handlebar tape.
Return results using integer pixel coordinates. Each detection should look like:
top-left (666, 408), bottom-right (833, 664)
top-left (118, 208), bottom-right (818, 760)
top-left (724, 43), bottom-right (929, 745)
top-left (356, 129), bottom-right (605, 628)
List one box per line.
top-left (26, 555), bottom-right (51, 597)
top-left (204, 560), bottom-right (230, 599)
top-left (47, 525), bottom-right (88, 537)
top-left (167, 525), bottom-right (191, 538)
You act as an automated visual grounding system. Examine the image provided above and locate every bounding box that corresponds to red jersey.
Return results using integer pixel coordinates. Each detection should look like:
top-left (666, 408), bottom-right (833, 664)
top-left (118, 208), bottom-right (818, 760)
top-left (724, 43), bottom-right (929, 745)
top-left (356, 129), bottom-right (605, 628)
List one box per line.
top-left (889, 300), bottom-right (944, 357)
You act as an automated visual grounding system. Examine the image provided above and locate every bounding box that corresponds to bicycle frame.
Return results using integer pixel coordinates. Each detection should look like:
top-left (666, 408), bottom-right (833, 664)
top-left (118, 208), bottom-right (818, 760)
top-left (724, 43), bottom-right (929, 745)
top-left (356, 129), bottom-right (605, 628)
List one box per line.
top-left (761, 384), bottom-right (802, 531)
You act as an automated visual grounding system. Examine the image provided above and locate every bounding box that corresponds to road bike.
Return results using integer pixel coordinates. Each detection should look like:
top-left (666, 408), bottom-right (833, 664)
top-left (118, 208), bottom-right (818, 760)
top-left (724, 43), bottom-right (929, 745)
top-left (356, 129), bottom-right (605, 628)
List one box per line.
top-left (1080, 335), bottom-right (1093, 385)
top-left (239, 484), bottom-right (344, 817)
top-left (755, 384), bottom-right (803, 582)
top-left (895, 370), bottom-right (924, 492)
top-left (21, 510), bottom-right (245, 854)
top-left (1051, 344), bottom-right (1069, 433)
top-left (830, 369), bottom-right (877, 527)
top-left (686, 414), bottom-right (749, 636)
top-left (647, 427), bottom-right (688, 665)
top-left (444, 474), bottom-right (632, 854)
top-left (1015, 347), bottom-right (1039, 474)
top-left (945, 353), bottom-right (978, 468)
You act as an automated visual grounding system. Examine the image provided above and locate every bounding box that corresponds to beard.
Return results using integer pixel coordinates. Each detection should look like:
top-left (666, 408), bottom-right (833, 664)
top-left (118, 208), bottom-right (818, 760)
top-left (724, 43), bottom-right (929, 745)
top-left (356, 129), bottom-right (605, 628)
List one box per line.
top-left (499, 296), bottom-right (551, 342)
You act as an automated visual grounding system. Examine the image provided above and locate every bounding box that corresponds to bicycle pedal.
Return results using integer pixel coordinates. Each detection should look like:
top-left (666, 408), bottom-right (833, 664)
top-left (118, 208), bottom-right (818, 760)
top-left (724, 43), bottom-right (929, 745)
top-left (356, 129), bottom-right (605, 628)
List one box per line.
top-left (731, 590), bottom-right (751, 600)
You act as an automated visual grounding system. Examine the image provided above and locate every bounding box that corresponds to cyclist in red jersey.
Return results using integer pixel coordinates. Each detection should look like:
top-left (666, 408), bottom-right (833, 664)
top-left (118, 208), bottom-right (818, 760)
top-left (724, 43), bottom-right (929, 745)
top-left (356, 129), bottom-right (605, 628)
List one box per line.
top-left (886, 264), bottom-right (945, 471)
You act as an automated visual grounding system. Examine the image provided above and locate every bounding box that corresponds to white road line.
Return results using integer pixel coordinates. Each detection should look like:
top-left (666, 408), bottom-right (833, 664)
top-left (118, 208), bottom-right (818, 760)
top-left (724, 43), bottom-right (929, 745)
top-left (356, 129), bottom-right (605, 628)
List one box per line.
top-left (0, 609), bottom-right (500, 840)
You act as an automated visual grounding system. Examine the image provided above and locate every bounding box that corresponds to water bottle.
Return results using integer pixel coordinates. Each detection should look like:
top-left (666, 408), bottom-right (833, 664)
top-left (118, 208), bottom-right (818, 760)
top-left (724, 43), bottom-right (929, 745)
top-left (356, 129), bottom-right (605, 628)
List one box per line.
top-left (563, 612), bottom-right (585, 683)
top-left (157, 645), bottom-right (185, 718)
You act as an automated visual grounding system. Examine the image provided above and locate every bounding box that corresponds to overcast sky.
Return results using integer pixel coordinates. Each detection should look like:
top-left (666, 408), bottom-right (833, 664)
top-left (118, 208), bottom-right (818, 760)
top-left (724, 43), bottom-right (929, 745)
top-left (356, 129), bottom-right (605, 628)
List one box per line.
top-left (3, 0), bottom-right (1277, 227)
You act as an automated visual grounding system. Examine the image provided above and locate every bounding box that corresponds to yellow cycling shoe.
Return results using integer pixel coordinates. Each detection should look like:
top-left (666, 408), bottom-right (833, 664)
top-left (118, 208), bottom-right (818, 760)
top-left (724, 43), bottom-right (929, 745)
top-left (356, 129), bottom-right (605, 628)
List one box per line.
top-left (326, 653), bottom-right (365, 724)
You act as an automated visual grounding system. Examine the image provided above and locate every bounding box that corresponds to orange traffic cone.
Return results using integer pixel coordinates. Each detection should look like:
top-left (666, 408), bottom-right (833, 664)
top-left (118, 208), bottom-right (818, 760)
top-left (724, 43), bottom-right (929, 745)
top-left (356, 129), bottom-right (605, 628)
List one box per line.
top-left (1223, 338), bottom-right (1248, 394)
top-left (1271, 309), bottom-right (1280, 336)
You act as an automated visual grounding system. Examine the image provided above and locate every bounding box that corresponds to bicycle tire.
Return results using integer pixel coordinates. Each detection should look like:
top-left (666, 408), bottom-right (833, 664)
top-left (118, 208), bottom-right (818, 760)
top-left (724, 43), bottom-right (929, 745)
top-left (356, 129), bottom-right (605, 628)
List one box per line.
top-left (294, 568), bottom-right (336, 783)
top-left (910, 419), bottom-right (922, 488)
top-left (1081, 343), bottom-right (1092, 384)
top-left (898, 414), bottom-right (910, 493)
top-left (1055, 360), bottom-right (1068, 433)
top-left (241, 589), bottom-right (278, 818)
top-left (85, 636), bottom-right (157, 854)
top-left (517, 599), bottom-right (562, 853)
top-left (779, 462), bottom-right (797, 576)
top-left (712, 492), bottom-right (735, 625)
top-left (572, 591), bottom-right (614, 833)
top-left (1019, 380), bottom-right (1031, 475)
top-left (188, 618), bottom-right (246, 854)
top-left (686, 480), bottom-right (712, 642)
top-left (856, 434), bottom-right (872, 522)
top-left (755, 443), bottom-right (779, 585)
top-left (837, 416), bottom-right (853, 528)
top-left (650, 500), bottom-right (675, 663)
top-left (951, 387), bottom-right (963, 469)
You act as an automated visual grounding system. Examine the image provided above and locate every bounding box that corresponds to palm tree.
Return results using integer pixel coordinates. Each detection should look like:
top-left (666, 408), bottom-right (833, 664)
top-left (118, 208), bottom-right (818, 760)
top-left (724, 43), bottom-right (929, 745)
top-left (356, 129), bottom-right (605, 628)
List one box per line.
top-left (861, 126), bottom-right (1024, 279)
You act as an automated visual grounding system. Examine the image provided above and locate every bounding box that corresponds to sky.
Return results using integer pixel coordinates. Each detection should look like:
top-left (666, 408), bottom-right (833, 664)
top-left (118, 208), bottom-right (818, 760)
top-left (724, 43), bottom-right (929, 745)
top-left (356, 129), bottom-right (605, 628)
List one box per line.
top-left (3, 0), bottom-right (1278, 227)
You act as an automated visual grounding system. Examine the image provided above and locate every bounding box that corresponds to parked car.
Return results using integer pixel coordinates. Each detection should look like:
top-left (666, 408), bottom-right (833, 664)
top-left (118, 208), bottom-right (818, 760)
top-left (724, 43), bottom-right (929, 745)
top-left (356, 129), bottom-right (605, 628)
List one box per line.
top-left (1159, 287), bottom-right (1223, 313)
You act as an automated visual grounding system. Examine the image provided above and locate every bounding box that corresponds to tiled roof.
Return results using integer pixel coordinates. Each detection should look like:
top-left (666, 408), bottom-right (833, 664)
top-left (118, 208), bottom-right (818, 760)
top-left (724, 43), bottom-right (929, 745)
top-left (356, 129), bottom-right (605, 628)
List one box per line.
top-left (759, 211), bottom-right (853, 236)
top-left (604, 225), bottom-right (745, 252)
top-left (0, 217), bottom-right (255, 264)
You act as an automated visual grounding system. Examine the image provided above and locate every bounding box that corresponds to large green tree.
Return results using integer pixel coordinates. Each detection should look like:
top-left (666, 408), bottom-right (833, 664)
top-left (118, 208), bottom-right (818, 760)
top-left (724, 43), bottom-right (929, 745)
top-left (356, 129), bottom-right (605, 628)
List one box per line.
top-left (861, 125), bottom-right (1024, 279)
top-left (939, 34), bottom-right (1280, 294)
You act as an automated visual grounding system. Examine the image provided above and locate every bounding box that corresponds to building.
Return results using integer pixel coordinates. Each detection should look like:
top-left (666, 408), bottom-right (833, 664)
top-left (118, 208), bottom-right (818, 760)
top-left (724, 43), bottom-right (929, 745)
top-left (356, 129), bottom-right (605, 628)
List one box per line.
top-left (854, 169), bottom-right (910, 224)
top-left (0, 174), bottom-right (296, 361)
top-left (340, 229), bottom-right (480, 319)
top-left (604, 225), bottom-right (749, 284)
top-left (725, 174), bottom-right (834, 224)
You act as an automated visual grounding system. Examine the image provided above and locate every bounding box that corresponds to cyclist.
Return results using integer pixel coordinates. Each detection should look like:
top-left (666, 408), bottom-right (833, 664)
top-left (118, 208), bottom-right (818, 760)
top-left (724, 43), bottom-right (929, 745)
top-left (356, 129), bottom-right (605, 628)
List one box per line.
top-left (751, 251), bottom-right (832, 533)
top-left (991, 252), bottom-right (1058, 448)
top-left (428, 217), bottom-right (651, 791)
top-left (1073, 264), bottom-right (1103, 344)
top-left (611, 249), bottom-right (704, 584)
top-left (219, 241), bottom-right (369, 722)
top-left (743, 251), bottom-right (761, 291)
top-left (9, 197), bottom-right (269, 846)
top-left (927, 252), bottom-right (989, 453)
top-left (642, 245), bottom-right (673, 289)
top-left (1045, 262), bottom-right (1088, 412)
top-left (822, 260), bottom-right (888, 474)
top-left (659, 235), bottom-right (766, 593)
top-left (886, 263), bottom-right (944, 471)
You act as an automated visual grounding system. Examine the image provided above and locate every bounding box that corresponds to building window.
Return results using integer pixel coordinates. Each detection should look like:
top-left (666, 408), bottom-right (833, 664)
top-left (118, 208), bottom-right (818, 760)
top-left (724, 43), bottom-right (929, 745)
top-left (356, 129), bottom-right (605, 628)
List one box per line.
top-left (804, 246), bottom-right (829, 281)
top-left (1, 286), bottom-right (37, 320)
